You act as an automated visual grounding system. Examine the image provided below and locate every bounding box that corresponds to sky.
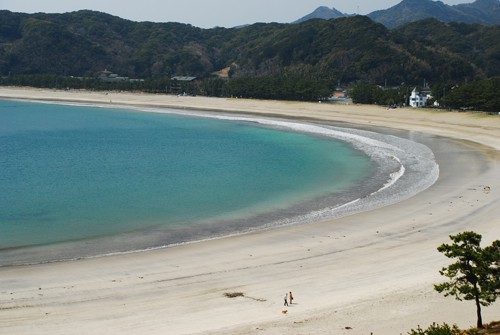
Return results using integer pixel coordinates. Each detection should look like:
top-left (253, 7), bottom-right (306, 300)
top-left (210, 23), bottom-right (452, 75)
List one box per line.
top-left (0, 0), bottom-right (472, 29)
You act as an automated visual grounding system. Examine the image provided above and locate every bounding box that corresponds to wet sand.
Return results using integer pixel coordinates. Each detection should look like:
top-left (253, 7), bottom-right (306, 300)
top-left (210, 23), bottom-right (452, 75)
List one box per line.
top-left (0, 87), bottom-right (499, 334)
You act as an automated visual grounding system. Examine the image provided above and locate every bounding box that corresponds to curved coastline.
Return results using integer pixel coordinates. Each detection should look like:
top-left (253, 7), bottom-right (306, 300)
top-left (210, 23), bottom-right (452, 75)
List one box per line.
top-left (0, 88), bottom-right (499, 335)
top-left (0, 101), bottom-right (438, 266)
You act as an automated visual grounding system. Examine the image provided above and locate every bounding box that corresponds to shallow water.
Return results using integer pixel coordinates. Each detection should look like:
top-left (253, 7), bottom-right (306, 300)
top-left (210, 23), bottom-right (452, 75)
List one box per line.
top-left (0, 100), bottom-right (375, 262)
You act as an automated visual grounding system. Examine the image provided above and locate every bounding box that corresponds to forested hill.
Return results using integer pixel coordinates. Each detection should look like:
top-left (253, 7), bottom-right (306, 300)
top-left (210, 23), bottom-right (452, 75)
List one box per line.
top-left (369, 0), bottom-right (500, 28)
top-left (1, 10), bottom-right (500, 87)
top-left (297, 0), bottom-right (500, 28)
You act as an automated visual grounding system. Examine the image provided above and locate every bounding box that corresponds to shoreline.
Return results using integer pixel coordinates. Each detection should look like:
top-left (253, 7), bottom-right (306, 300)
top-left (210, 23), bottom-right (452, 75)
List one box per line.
top-left (0, 94), bottom-right (439, 267)
top-left (0, 99), bottom-right (438, 266)
top-left (0, 87), bottom-right (499, 334)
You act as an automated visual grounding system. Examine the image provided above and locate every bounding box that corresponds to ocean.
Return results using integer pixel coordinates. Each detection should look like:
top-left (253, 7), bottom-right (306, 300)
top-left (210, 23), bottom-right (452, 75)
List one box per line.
top-left (0, 100), bottom-right (398, 265)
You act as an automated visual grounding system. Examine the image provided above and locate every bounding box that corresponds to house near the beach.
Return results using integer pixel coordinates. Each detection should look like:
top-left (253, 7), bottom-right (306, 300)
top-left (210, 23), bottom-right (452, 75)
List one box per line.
top-left (409, 87), bottom-right (429, 108)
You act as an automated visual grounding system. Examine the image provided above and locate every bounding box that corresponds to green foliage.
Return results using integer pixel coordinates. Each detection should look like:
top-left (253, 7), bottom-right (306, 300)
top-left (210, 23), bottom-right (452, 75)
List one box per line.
top-left (435, 232), bottom-right (499, 328)
top-left (350, 82), bottom-right (382, 104)
top-left (0, 74), bottom-right (331, 102)
top-left (483, 240), bottom-right (500, 300)
top-left (441, 77), bottom-right (500, 113)
top-left (2, 10), bottom-right (500, 104)
top-left (396, 19), bottom-right (500, 79)
top-left (408, 322), bottom-right (462, 335)
top-left (198, 78), bottom-right (226, 97)
top-left (350, 81), bottom-right (410, 105)
top-left (431, 82), bottom-right (454, 102)
top-left (1, 10), bottom-right (500, 85)
top-left (0, 74), bottom-right (172, 93)
top-left (226, 76), bottom-right (330, 101)
top-left (408, 322), bottom-right (485, 335)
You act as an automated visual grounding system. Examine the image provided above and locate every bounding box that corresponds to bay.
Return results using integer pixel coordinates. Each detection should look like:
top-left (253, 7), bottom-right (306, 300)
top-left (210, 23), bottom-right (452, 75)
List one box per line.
top-left (0, 100), bottom-right (373, 256)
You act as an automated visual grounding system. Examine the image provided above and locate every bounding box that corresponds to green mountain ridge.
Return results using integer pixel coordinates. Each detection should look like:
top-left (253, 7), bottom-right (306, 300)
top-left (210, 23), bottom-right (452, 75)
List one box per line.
top-left (1, 10), bottom-right (499, 87)
top-left (369, 0), bottom-right (500, 28)
top-left (297, 0), bottom-right (500, 28)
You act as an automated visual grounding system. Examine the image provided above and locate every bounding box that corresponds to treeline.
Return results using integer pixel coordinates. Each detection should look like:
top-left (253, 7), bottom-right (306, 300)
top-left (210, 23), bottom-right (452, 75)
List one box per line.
top-left (224, 77), bottom-right (330, 101)
top-left (0, 74), bottom-right (331, 102)
top-left (0, 74), bottom-right (174, 93)
top-left (349, 77), bottom-right (500, 113)
top-left (439, 77), bottom-right (500, 113)
top-left (350, 82), bottom-right (410, 106)
top-left (3, 73), bottom-right (499, 110)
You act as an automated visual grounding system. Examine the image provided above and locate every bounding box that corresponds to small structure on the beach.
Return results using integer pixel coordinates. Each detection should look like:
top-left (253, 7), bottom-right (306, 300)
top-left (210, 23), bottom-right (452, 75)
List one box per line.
top-left (328, 88), bottom-right (352, 105)
top-left (170, 76), bottom-right (198, 95)
top-left (171, 76), bottom-right (197, 82)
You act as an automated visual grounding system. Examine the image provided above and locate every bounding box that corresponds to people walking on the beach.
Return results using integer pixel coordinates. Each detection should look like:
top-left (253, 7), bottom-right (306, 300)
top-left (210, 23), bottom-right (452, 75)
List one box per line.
top-left (289, 291), bottom-right (293, 304)
top-left (284, 292), bottom-right (289, 306)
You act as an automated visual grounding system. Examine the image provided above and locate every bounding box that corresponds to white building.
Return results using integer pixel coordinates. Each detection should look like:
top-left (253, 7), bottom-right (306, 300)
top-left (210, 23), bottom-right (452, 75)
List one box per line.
top-left (409, 87), bottom-right (428, 108)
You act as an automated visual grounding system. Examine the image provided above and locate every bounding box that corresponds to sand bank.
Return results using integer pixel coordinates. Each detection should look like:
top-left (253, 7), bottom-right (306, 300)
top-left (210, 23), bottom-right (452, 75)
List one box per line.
top-left (1, 87), bottom-right (499, 334)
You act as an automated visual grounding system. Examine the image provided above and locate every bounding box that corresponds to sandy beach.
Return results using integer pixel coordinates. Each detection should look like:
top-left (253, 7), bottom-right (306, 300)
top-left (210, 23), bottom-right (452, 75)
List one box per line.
top-left (1, 87), bottom-right (499, 335)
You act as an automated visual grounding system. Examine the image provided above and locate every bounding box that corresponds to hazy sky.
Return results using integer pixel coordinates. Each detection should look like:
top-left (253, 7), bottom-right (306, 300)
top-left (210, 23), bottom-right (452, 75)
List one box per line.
top-left (1, 0), bottom-right (471, 28)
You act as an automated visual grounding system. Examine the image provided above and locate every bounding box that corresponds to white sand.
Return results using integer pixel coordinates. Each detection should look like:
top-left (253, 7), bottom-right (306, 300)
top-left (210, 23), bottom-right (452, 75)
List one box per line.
top-left (1, 87), bottom-right (499, 335)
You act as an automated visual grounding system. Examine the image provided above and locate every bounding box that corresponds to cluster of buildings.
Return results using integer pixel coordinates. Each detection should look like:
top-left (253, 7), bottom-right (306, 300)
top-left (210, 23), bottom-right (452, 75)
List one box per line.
top-left (97, 70), bottom-right (143, 83)
top-left (97, 69), bottom-right (440, 109)
top-left (329, 86), bottom-right (438, 108)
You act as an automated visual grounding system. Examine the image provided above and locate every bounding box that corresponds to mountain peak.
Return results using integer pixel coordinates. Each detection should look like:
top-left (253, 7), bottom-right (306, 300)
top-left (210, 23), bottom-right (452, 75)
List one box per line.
top-left (294, 6), bottom-right (347, 23)
top-left (296, 0), bottom-right (500, 28)
top-left (369, 0), bottom-right (500, 28)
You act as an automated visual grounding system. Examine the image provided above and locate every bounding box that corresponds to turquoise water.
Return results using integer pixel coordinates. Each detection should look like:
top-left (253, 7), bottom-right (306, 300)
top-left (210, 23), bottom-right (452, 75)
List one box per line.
top-left (0, 100), bottom-right (373, 254)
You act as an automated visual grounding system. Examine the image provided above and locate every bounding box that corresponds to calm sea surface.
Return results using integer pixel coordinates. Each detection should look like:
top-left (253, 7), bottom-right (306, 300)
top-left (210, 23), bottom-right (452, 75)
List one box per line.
top-left (0, 100), bottom-right (373, 256)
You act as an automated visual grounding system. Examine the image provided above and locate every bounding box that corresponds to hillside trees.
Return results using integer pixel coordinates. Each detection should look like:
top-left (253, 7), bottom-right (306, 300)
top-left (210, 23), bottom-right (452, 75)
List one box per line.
top-left (395, 19), bottom-right (500, 79)
top-left (2, 10), bottom-right (500, 103)
top-left (9, 17), bottom-right (110, 76)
